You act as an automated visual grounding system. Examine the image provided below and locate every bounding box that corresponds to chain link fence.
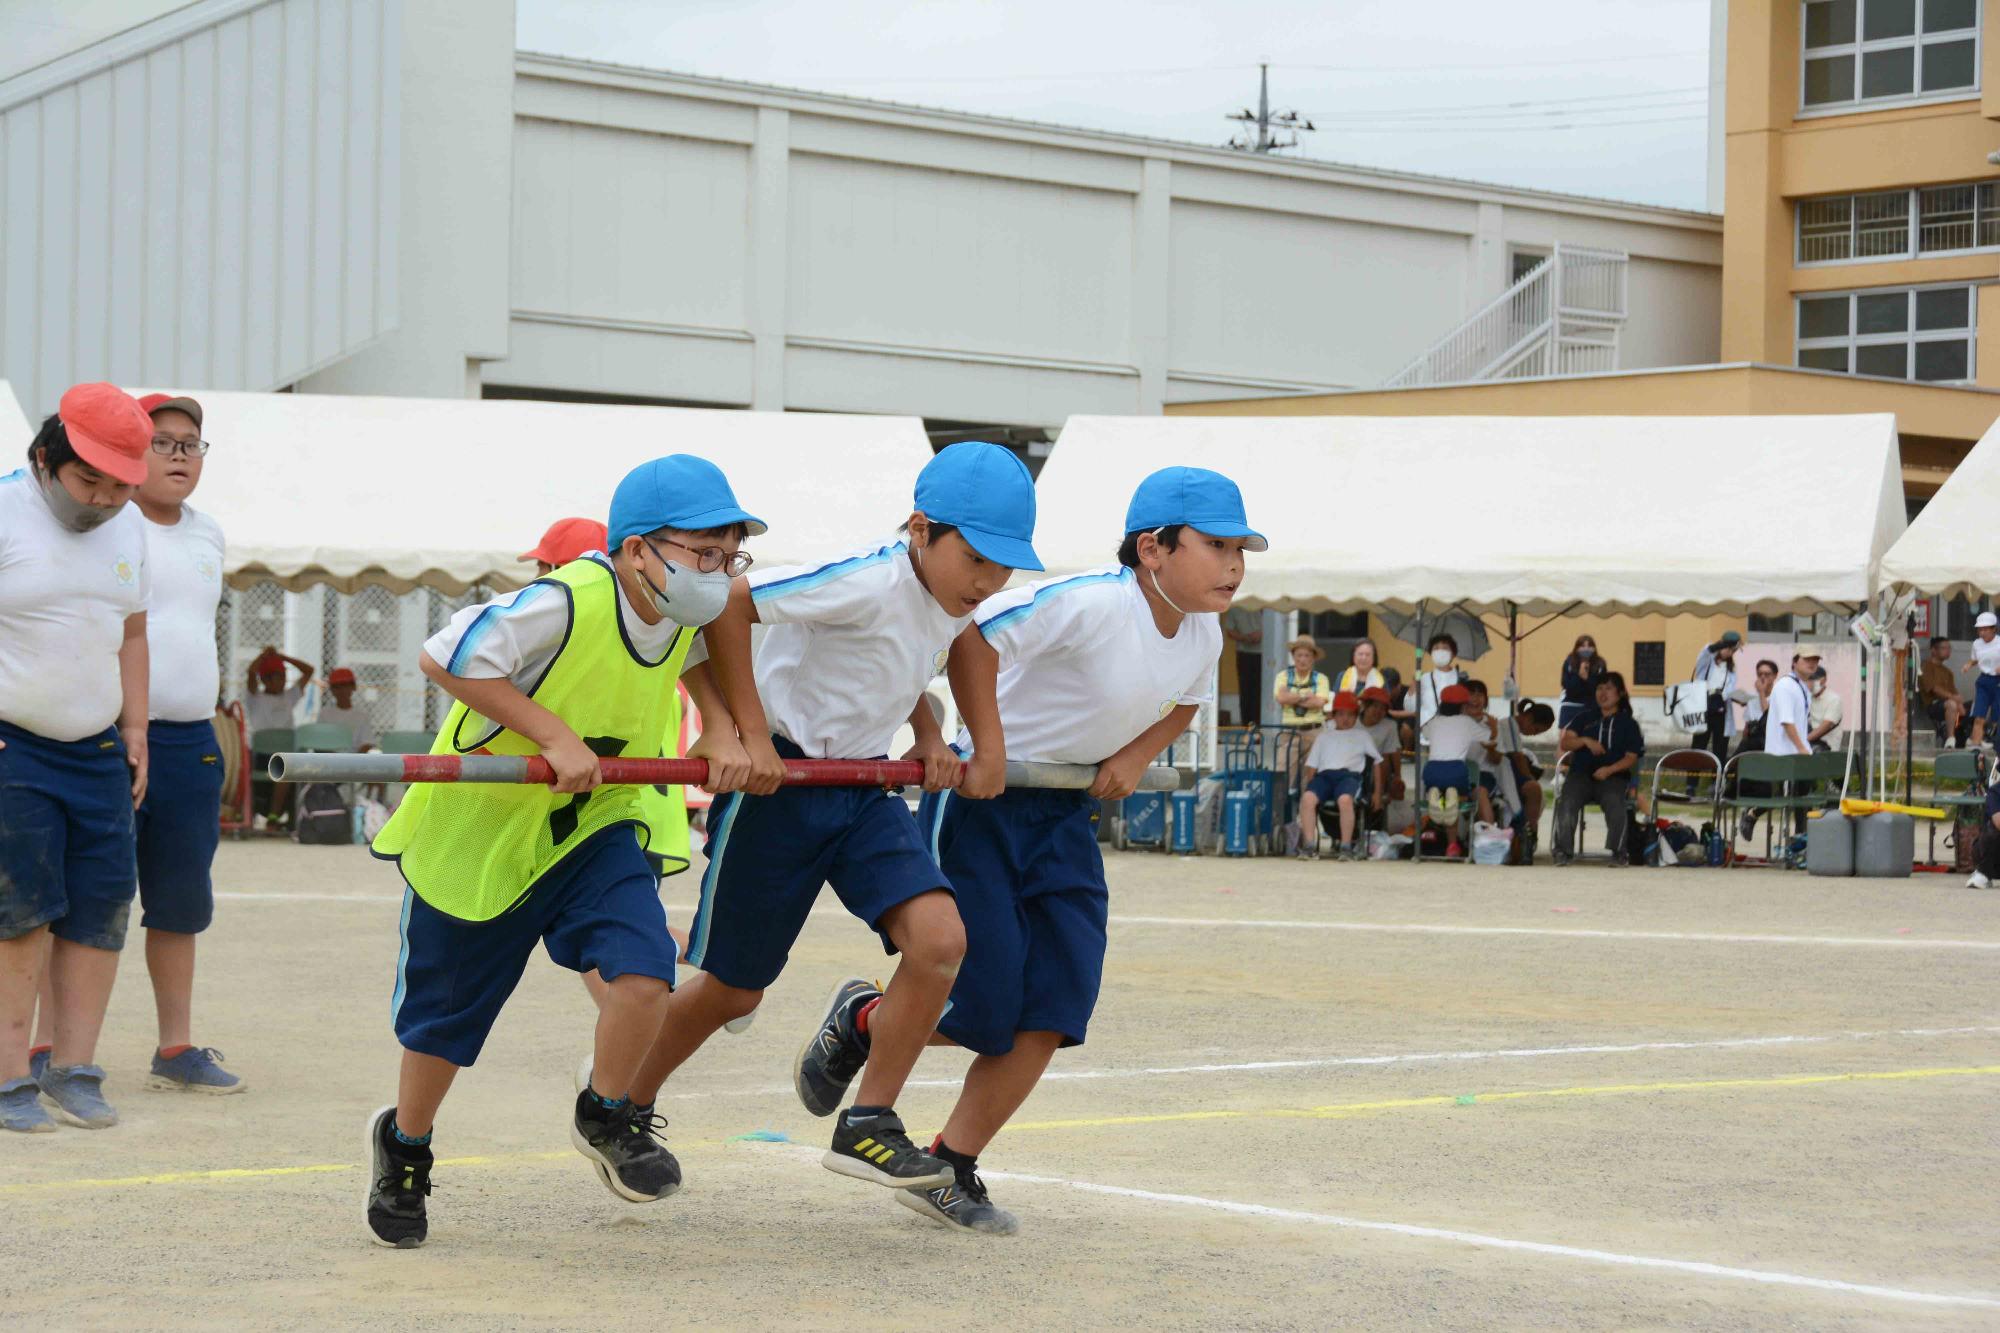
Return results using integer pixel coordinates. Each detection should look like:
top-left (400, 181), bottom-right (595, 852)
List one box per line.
top-left (217, 580), bottom-right (490, 738)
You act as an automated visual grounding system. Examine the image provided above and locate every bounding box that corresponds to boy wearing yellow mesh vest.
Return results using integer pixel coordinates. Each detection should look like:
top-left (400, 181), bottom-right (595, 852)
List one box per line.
top-left (361, 456), bottom-right (763, 1249)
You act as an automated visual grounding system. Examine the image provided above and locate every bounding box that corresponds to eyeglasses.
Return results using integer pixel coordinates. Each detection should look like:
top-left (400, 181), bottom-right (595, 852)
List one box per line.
top-left (150, 435), bottom-right (210, 457)
top-left (649, 536), bottom-right (753, 577)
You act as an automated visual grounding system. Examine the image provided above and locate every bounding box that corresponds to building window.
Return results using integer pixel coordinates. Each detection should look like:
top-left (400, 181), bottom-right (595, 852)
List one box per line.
top-left (1796, 181), bottom-right (2000, 261)
top-left (1801, 0), bottom-right (1980, 110)
top-left (1795, 283), bottom-right (1975, 381)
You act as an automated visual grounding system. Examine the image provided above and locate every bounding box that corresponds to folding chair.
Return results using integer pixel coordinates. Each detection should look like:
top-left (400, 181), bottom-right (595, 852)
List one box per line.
top-left (378, 730), bottom-right (436, 755)
top-left (1647, 748), bottom-right (1724, 860)
top-left (1722, 753), bottom-right (1833, 867)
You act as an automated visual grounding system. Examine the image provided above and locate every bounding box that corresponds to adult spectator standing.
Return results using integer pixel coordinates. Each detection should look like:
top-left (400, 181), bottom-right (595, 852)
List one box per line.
top-left (0, 385), bottom-right (155, 1132)
top-left (322, 668), bottom-right (378, 751)
top-left (1553, 674), bottom-right (1643, 867)
top-left (1807, 666), bottom-right (1843, 752)
top-left (245, 645), bottom-right (314, 830)
top-left (123, 393), bottom-right (242, 1094)
top-left (1557, 634), bottom-right (1605, 732)
top-left (1416, 632), bottom-right (1463, 726)
top-left (1920, 636), bottom-right (1967, 748)
top-left (1966, 612), bottom-right (2000, 750)
top-left (1743, 650), bottom-right (1818, 845)
top-left (1221, 606), bottom-right (1263, 727)
top-left (1334, 637), bottom-right (1385, 696)
top-left (1688, 631), bottom-right (1742, 769)
top-left (1274, 635), bottom-right (1331, 787)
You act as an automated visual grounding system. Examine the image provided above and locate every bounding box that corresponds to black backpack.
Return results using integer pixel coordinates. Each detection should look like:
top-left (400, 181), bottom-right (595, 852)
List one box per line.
top-left (294, 783), bottom-right (352, 845)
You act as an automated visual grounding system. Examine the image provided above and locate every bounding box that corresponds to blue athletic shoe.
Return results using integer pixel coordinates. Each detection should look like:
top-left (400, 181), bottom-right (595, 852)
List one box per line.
top-left (1, 1076), bottom-right (56, 1133)
top-left (38, 1063), bottom-right (118, 1128)
top-left (28, 1047), bottom-right (49, 1083)
top-left (148, 1047), bottom-right (246, 1095)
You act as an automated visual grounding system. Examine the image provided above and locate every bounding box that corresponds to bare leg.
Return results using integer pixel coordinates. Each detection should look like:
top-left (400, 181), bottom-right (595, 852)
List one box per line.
top-left (146, 929), bottom-right (196, 1050)
top-left (579, 969), bottom-right (608, 1009)
top-left (588, 973), bottom-right (671, 1101)
top-left (629, 972), bottom-right (762, 1104)
top-left (393, 1049), bottom-right (459, 1138)
top-left (0, 928), bottom-right (49, 1081)
top-left (30, 934), bottom-right (53, 1050)
top-left (1336, 794), bottom-right (1356, 845)
top-left (1475, 788), bottom-right (1495, 826)
top-left (1296, 792), bottom-right (1320, 851)
top-left (48, 939), bottom-right (121, 1068)
top-left (853, 890), bottom-right (964, 1110)
top-left (938, 1031), bottom-right (1066, 1156)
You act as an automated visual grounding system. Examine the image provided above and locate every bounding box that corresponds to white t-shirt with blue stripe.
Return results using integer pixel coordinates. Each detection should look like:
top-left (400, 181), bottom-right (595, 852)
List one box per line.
top-left (965, 564), bottom-right (1219, 766)
top-left (740, 536), bottom-right (972, 759)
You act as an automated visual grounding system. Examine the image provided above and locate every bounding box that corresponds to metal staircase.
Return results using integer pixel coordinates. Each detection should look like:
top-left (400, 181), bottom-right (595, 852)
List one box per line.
top-left (1384, 244), bottom-right (1628, 389)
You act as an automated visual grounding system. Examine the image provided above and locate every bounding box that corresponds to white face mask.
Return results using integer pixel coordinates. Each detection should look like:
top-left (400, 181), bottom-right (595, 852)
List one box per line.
top-left (1577, 646), bottom-right (1595, 659)
top-left (638, 539), bottom-right (732, 627)
top-left (1431, 648), bottom-right (1453, 668)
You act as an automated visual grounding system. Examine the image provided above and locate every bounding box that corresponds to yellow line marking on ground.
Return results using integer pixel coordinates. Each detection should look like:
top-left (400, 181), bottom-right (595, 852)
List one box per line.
top-left (1000, 1065), bottom-right (2000, 1134)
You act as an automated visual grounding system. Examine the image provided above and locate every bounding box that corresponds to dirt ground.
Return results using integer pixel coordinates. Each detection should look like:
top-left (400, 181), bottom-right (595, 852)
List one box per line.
top-left (4, 839), bottom-right (1998, 1331)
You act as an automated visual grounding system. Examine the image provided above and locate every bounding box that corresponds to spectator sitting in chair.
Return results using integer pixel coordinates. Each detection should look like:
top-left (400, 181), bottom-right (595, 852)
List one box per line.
top-left (1334, 637), bottom-right (1385, 695)
top-left (1461, 678), bottom-right (1506, 816)
top-left (322, 668), bottom-right (378, 752)
top-left (1508, 701), bottom-right (1555, 862)
top-left (1966, 776), bottom-right (2000, 890)
top-left (1921, 636), bottom-right (1967, 749)
top-left (1807, 666), bottom-right (1842, 753)
top-left (1421, 683), bottom-right (1494, 846)
top-left (1296, 693), bottom-right (1381, 861)
top-left (245, 646), bottom-right (313, 829)
top-left (1553, 674), bottom-right (1643, 868)
top-left (1358, 686), bottom-right (1404, 817)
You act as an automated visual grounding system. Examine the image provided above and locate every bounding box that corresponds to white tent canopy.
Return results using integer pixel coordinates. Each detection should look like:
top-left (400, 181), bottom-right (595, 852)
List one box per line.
top-left (1878, 414), bottom-right (1999, 598)
top-left (161, 391), bottom-right (936, 593)
top-left (1034, 415), bottom-right (1907, 616)
top-left (0, 379), bottom-right (30, 449)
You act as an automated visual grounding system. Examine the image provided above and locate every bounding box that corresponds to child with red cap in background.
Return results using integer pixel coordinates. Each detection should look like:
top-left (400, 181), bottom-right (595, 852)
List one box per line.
top-left (1421, 682), bottom-right (1494, 852)
top-left (1297, 692), bottom-right (1382, 861)
top-left (0, 384), bottom-right (156, 1132)
top-left (321, 668), bottom-right (378, 752)
top-left (245, 644), bottom-right (315, 830)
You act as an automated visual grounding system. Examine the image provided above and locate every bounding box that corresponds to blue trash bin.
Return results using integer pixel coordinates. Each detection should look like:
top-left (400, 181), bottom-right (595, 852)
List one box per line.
top-left (1170, 789), bottom-right (1197, 855)
top-left (1121, 791), bottom-right (1167, 848)
top-left (1223, 789), bottom-right (1252, 856)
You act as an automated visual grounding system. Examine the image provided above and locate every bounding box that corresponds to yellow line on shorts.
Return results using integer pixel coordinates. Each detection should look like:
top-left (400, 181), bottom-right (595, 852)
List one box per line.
top-left (999, 1065), bottom-right (2000, 1134)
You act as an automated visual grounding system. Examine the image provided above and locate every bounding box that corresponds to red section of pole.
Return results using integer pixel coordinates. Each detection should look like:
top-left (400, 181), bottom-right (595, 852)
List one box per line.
top-left (395, 754), bottom-right (931, 787)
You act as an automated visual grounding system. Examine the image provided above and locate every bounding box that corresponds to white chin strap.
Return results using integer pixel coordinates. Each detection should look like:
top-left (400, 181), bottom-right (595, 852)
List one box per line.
top-left (1149, 567), bottom-right (1187, 616)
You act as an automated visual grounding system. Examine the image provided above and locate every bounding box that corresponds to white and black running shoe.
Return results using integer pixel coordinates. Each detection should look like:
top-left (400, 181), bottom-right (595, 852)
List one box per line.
top-left (793, 977), bottom-right (880, 1118)
top-left (570, 1090), bottom-right (681, 1202)
top-left (364, 1105), bottom-right (432, 1249)
top-left (896, 1164), bottom-right (1020, 1234)
top-left (823, 1108), bottom-right (952, 1189)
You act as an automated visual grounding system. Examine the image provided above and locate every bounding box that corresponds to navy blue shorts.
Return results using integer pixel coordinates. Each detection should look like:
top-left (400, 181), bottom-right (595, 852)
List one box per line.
top-left (136, 719), bottom-right (224, 934)
top-left (1976, 674), bottom-right (2000, 725)
top-left (685, 737), bottom-right (951, 992)
top-left (919, 786), bottom-right (1107, 1058)
top-left (392, 824), bottom-right (675, 1067)
top-left (0, 720), bottom-right (137, 950)
top-left (1306, 769), bottom-right (1364, 805)
top-left (1422, 759), bottom-right (1471, 792)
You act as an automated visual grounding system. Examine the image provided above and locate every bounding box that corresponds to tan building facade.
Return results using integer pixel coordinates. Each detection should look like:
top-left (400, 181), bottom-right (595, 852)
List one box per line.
top-left (1178, 0), bottom-right (2000, 702)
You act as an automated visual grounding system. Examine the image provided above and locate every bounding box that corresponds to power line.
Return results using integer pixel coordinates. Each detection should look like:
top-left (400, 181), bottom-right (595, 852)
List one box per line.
top-left (1330, 113), bottom-right (1708, 134)
top-left (1310, 97), bottom-right (1709, 125)
top-left (1304, 85), bottom-right (1707, 117)
top-left (1286, 48), bottom-right (1708, 72)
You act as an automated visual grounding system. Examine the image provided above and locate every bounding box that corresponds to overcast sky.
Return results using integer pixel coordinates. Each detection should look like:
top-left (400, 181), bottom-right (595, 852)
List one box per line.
top-left (516, 0), bottom-right (1715, 212)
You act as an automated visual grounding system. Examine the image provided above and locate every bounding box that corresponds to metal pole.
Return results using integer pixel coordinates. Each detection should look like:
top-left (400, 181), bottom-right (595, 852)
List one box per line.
top-left (1413, 598), bottom-right (1427, 863)
top-left (269, 752), bottom-right (1184, 792)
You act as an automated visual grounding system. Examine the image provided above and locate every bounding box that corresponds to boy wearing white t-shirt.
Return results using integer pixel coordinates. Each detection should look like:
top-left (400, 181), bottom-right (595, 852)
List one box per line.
top-left (1968, 612), bottom-right (2000, 749)
top-left (828, 466), bottom-right (1263, 1236)
top-left (1298, 693), bottom-right (1381, 860)
top-left (1422, 684), bottom-right (1496, 835)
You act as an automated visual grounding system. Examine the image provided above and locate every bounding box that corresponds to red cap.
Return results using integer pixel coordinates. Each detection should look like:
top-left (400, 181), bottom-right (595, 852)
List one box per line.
top-left (137, 392), bottom-right (204, 429)
top-left (57, 383), bottom-right (152, 485)
top-left (327, 667), bottom-right (357, 686)
top-left (520, 517), bottom-right (609, 567)
top-left (1331, 691), bottom-right (1360, 714)
top-left (1359, 686), bottom-right (1391, 705)
top-left (1439, 684), bottom-right (1473, 705)
top-left (252, 651), bottom-right (286, 677)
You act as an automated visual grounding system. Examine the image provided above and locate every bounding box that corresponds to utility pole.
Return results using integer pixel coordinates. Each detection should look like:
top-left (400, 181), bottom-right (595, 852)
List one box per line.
top-left (1225, 63), bottom-right (1315, 153)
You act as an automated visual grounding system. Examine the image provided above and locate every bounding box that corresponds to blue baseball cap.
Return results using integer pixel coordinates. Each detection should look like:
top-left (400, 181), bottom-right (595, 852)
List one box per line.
top-left (607, 455), bottom-right (766, 548)
top-left (913, 442), bottom-right (1043, 571)
top-left (1124, 466), bottom-right (1267, 551)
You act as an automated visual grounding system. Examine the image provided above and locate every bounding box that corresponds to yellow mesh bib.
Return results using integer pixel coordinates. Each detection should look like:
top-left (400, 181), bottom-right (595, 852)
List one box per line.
top-left (373, 558), bottom-right (693, 920)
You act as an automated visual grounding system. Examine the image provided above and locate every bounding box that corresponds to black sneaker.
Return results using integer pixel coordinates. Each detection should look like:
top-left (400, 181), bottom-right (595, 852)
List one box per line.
top-left (793, 977), bottom-right (880, 1118)
top-left (824, 1108), bottom-right (952, 1189)
top-left (570, 1090), bottom-right (681, 1202)
top-left (895, 1163), bottom-right (1020, 1235)
top-left (364, 1105), bottom-right (432, 1249)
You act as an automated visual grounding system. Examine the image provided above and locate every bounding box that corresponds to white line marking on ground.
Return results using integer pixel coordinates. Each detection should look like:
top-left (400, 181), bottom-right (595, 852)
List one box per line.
top-left (649, 1024), bottom-right (2000, 1103)
top-left (220, 890), bottom-right (2000, 951)
top-left (983, 1168), bottom-right (2000, 1310)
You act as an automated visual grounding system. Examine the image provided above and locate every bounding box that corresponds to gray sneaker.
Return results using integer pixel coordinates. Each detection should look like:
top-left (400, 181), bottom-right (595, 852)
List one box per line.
top-left (28, 1047), bottom-right (49, 1083)
top-left (149, 1046), bottom-right (246, 1095)
top-left (793, 977), bottom-right (880, 1118)
top-left (1, 1076), bottom-right (56, 1133)
top-left (895, 1165), bottom-right (1020, 1234)
top-left (39, 1063), bottom-right (117, 1128)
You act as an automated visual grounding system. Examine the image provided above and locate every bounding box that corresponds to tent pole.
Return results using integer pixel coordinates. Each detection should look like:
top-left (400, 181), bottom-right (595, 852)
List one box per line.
top-left (1413, 598), bottom-right (1426, 863)
top-left (1905, 607), bottom-right (1916, 807)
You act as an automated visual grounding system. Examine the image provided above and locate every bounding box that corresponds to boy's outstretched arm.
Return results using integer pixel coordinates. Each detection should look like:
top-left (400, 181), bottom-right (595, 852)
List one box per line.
top-left (418, 652), bottom-right (599, 794)
top-left (1091, 703), bottom-right (1196, 801)
top-left (680, 662), bottom-right (752, 794)
top-left (947, 624), bottom-right (1005, 799)
top-left (702, 577), bottom-right (784, 794)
